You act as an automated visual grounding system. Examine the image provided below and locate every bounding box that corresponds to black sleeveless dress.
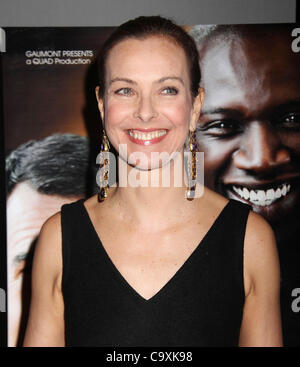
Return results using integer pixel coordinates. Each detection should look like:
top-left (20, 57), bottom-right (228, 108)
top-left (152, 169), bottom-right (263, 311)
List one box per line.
top-left (61, 198), bottom-right (251, 347)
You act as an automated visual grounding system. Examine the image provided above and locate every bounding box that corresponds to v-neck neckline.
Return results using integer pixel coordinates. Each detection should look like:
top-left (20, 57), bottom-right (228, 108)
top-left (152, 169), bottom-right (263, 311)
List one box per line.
top-left (78, 198), bottom-right (232, 305)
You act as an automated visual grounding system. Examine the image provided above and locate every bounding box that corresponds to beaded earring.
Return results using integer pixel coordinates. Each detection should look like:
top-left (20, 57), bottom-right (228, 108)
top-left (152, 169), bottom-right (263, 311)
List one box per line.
top-left (186, 130), bottom-right (197, 201)
top-left (98, 129), bottom-right (110, 202)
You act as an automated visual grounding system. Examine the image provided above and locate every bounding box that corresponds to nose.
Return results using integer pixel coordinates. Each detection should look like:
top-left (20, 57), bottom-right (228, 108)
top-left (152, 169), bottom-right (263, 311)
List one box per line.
top-left (134, 94), bottom-right (158, 122)
top-left (233, 121), bottom-right (291, 173)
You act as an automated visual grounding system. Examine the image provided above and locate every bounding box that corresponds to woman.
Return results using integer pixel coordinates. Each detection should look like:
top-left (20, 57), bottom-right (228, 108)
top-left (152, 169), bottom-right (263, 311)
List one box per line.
top-left (23, 16), bottom-right (282, 347)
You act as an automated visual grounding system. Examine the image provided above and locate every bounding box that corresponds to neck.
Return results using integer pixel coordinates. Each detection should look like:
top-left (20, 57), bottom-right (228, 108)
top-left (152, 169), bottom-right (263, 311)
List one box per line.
top-left (110, 151), bottom-right (198, 231)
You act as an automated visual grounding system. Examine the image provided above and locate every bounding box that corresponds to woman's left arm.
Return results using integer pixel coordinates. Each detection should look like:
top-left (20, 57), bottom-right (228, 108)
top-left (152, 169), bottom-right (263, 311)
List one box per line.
top-left (239, 211), bottom-right (282, 347)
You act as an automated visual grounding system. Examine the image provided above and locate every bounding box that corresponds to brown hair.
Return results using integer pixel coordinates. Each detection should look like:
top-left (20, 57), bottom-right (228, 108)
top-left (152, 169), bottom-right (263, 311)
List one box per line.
top-left (97, 15), bottom-right (201, 99)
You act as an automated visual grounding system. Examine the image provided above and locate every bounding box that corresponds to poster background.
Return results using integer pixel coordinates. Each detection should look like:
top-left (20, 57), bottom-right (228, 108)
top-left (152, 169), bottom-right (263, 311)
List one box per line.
top-left (3, 27), bottom-right (116, 346)
top-left (3, 28), bottom-right (114, 155)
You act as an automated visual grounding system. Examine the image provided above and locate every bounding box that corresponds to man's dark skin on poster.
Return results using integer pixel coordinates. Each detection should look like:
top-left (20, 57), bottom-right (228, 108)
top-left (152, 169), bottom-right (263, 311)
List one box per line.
top-left (194, 25), bottom-right (300, 346)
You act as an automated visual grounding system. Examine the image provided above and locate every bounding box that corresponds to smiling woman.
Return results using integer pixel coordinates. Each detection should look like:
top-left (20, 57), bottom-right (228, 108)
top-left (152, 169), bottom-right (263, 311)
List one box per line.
top-left (96, 35), bottom-right (200, 173)
top-left (23, 16), bottom-right (282, 347)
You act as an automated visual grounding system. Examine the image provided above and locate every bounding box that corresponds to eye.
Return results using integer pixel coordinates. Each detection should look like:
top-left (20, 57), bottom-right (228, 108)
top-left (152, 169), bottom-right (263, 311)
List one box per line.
top-left (13, 251), bottom-right (33, 280)
top-left (197, 119), bottom-right (242, 137)
top-left (280, 112), bottom-right (300, 129)
top-left (14, 260), bottom-right (25, 279)
top-left (114, 87), bottom-right (134, 96)
top-left (161, 87), bottom-right (178, 95)
top-left (13, 253), bottom-right (27, 279)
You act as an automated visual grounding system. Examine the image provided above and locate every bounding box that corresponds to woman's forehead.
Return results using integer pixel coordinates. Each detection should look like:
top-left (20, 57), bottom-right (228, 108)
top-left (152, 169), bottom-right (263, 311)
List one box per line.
top-left (105, 36), bottom-right (189, 81)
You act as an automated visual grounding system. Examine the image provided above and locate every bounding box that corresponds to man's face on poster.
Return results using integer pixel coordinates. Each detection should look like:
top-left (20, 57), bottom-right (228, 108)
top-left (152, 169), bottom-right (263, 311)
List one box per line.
top-left (197, 27), bottom-right (300, 244)
top-left (7, 182), bottom-right (80, 346)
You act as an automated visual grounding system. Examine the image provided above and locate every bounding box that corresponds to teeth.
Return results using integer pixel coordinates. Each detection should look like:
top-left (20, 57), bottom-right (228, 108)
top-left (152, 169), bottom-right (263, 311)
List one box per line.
top-left (243, 187), bottom-right (250, 200)
top-left (282, 185), bottom-right (287, 196)
top-left (129, 129), bottom-right (167, 140)
top-left (266, 188), bottom-right (275, 200)
top-left (249, 190), bottom-right (257, 201)
top-left (257, 190), bottom-right (266, 201)
top-left (275, 188), bottom-right (281, 199)
top-left (232, 183), bottom-right (291, 206)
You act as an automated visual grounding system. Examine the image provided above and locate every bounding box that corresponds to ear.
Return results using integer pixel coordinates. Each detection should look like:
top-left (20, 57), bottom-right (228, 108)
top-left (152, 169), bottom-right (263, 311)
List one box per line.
top-left (189, 87), bottom-right (204, 132)
top-left (95, 86), bottom-right (104, 122)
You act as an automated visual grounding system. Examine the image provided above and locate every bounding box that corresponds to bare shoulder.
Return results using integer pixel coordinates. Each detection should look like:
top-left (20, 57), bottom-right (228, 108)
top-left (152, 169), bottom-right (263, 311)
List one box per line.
top-left (244, 211), bottom-right (278, 263)
top-left (23, 211), bottom-right (65, 346)
top-left (33, 210), bottom-right (63, 286)
top-left (38, 210), bottom-right (62, 250)
top-left (238, 211), bottom-right (282, 346)
top-left (243, 211), bottom-right (280, 296)
top-left (40, 209), bottom-right (62, 235)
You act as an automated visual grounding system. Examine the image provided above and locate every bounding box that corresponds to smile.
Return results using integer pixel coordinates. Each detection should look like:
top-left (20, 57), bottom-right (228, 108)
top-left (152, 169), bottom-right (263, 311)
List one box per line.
top-left (231, 182), bottom-right (291, 206)
top-left (127, 129), bottom-right (168, 145)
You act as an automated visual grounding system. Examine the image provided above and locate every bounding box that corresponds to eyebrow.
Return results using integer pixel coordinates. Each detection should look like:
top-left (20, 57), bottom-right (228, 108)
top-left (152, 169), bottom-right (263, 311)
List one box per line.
top-left (157, 76), bottom-right (184, 85)
top-left (201, 99), bottom-right (300, 117)
top-left (272, 99), bottom-right (300, 114)
top-left (109, 76), bottom-right (184, 86)
top-left (201, 107), bottom-right (244, 118)
top-left (109, 77), bottom-right (137, 86)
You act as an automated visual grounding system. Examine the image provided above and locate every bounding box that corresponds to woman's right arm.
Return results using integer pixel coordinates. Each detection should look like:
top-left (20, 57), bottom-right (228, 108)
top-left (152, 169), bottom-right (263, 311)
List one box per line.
top-left (23, 212), bottom-right (65, 347)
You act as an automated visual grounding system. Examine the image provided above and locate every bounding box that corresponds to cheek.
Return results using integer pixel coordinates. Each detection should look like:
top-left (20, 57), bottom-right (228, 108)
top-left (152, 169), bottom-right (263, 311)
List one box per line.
top-left (281, 133), bottom-right (300, 155)
top-left (104, 101), bottom-right (131, 149)
top-left (162, 100), bottom-right (192, 131)
top-left (104, 100), bottom-right (129, 129)
top-left (197, 136), bottom-right (236, 172)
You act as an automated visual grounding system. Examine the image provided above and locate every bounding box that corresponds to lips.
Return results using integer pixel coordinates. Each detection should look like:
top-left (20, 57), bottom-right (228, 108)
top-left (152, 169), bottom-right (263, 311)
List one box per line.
top-left (127, 129), bottom-right (168, 146)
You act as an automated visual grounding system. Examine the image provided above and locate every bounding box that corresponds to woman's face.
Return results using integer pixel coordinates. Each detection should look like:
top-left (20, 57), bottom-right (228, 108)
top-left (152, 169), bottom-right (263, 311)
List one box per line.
top-left (96, 35), bottom-right (202, 170)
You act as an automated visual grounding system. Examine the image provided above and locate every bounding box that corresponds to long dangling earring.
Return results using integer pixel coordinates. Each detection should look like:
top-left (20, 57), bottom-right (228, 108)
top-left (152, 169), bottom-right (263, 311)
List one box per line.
top-left (186, 130), bottom-right (197, 201)
top-left (98, 128), bottom-right (110, 202)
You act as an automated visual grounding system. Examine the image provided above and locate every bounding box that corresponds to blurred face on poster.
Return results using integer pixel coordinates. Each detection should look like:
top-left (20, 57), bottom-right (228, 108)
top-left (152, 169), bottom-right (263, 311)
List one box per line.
top-left (6, 134), bottom-right (96, 346)
top-left (7, 183), bottom-right (80, 347)
top-left (196, 26), bottom-right (300, 246)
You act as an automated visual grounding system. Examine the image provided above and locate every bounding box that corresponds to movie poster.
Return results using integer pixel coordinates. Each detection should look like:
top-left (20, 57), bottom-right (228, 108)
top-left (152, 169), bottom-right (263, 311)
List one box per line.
top-left (2, 27), bottom-right (115, 346)
top-left (2, 24), bottom-right (300, 347)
